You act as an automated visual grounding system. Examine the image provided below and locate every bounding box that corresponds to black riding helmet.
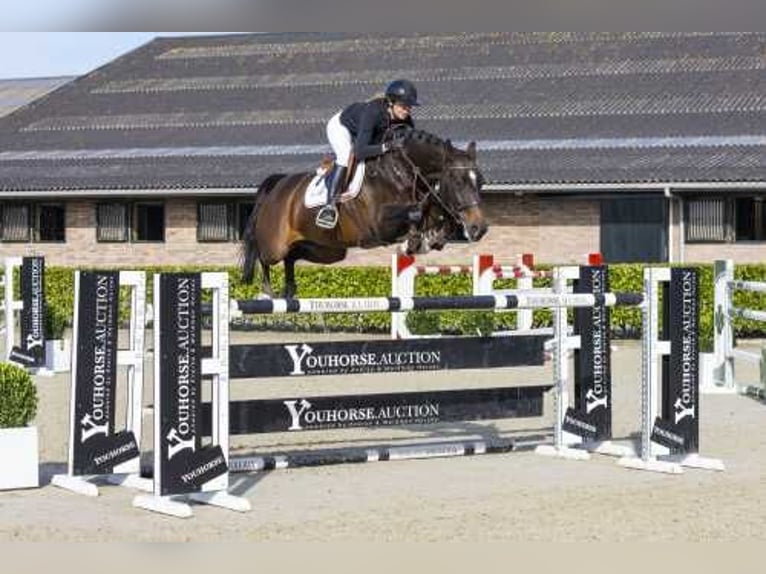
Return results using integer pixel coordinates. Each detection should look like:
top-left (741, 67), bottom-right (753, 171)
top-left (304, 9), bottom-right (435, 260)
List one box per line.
top-left (385, 79), bottom-right (420, 107)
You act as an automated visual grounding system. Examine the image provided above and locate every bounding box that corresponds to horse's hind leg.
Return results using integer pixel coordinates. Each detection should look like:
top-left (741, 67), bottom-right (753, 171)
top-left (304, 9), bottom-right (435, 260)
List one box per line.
top-left (282, 243), bottom-right (347, 298)
top-left (283, 257), bottom-right (298, 299)
top-left (261, 263), bottom-right (276, 298)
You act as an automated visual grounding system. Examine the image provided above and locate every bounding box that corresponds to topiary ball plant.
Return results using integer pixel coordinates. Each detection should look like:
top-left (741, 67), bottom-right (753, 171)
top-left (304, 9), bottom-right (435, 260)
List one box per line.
top-left (0, 362), bottom-right (38, 428)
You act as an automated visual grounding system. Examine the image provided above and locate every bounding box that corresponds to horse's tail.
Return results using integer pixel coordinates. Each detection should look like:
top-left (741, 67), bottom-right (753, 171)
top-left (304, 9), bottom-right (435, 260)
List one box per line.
top-left (241, 173), bottom-right (287, 284)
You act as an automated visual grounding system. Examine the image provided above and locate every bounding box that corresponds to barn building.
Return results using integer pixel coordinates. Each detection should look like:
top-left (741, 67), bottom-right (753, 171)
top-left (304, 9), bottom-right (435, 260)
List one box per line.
top-left (0, 32), bottom-right (764, 267)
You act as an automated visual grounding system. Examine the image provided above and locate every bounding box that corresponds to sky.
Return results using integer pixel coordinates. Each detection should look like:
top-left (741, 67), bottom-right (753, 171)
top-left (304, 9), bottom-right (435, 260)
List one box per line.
top-left (0, 2), bottom-right (762, 80)
top-left (0, 33), bottom-right (235, 80)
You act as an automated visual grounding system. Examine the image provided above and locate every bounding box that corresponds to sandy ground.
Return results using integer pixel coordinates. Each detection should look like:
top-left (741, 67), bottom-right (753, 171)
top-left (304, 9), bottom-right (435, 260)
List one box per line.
top-left (1, 329), bottom-right (765, 541)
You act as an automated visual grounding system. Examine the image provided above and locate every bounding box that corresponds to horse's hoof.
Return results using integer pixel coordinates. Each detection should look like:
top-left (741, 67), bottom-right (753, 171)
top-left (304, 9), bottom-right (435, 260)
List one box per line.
top-left (256, 293), bottom-right (273, 300)
top-left (396, 240), bottom-right (410, 254)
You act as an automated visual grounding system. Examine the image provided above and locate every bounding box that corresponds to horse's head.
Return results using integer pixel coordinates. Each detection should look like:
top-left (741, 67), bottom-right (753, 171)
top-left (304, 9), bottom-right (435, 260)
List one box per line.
top-left (380, 128), bottom-right (488, 247)
top-left (430, 140), bottom-right (488, 243)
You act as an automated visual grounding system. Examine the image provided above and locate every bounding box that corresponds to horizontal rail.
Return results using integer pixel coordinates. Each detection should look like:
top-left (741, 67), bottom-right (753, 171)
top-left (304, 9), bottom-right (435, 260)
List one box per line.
top-left (414, 265), bottom-right (472, 276)
top-left (491, 266), bottom-right (553, 280)
top-left (731, 306), bottom-right (766, 323)
top-left (227, 439), bottom-right (516, 472)
top-left (229, 293), bottom-right (644, 315)
top-left (728, 280), bottom-right (766, 294)
top-left (731, 348), bottom-right (763, 364)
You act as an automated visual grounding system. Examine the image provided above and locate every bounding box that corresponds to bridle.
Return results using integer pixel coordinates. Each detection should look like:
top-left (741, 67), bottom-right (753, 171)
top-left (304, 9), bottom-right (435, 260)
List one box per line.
top-left (395, 142), bottom-right (481, 225)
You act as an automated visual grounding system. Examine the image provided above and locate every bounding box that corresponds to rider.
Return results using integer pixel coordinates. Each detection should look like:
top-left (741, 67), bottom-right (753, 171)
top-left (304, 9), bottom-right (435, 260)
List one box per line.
top-left (315, 79), bottom-right (419, 229)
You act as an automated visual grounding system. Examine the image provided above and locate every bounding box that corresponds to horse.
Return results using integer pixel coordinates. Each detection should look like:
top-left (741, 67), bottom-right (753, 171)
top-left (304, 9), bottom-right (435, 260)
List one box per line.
top-left (241, 129), bottom-right (488, 298)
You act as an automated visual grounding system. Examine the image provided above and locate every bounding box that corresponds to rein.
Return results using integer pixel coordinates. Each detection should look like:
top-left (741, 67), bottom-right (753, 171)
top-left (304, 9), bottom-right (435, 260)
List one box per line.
top-left (395, 144), bottom-right (479, 224)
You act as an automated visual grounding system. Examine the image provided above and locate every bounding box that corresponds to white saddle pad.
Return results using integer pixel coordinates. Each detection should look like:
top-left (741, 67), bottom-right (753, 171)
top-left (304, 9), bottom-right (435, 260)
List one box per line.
top-left (304, 163), bottom-right (366, 209)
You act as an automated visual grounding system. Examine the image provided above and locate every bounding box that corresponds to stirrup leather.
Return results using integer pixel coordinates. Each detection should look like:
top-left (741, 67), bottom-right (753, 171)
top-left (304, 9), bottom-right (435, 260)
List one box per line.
top-left (315, 204), bottom-right (339, 229)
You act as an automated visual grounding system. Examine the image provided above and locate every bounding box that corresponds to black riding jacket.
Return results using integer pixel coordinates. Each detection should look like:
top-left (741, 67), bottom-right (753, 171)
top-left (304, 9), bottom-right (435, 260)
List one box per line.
top-left (339, 98), bottom-right (415, 161)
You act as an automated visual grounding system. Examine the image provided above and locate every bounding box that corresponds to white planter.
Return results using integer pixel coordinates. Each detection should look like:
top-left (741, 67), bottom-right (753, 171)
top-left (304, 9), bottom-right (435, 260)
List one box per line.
top-left (0, 426), bottom-right (39, 490)
top-left (45, 338), bottom-right (71, 372)
top-left (699, 352), bottom-right (715, 390)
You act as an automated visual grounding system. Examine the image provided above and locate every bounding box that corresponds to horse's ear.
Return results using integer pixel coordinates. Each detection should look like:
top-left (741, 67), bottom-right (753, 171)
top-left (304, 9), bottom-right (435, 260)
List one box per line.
top-left (467, 141), bottom-right (477, 161)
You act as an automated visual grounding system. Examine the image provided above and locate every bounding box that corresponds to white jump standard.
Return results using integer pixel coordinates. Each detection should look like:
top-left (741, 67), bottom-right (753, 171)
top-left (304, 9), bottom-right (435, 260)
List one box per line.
top-left (712, 259), bottom-right (766, 397)
top-left (618, 267), bottom-right (725, 473)
top-left (535, 264), bottom-right (641, 461)
top-left (2, 256), bottom-right (48, 373)
top-left (132, 273), bottom-right (250, 518)
top-left (52, 270), bottom-right (149, 497)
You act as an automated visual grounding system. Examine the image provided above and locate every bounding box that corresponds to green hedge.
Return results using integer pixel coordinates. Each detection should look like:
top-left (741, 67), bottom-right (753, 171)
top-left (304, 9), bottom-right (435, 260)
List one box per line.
top-left (7, 262), bottom-right (766, 345)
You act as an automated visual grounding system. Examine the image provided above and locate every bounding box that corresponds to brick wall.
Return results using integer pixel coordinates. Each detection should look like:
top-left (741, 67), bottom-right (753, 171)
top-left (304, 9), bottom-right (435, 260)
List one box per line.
top-left (342, 194), bottom-right (601, 267)
top-left (2, 195), bottom-right (764, 269)
top-left (684, 243), bottom-right (766, 264)
top-left (0, 199), bottom-right (240, 267)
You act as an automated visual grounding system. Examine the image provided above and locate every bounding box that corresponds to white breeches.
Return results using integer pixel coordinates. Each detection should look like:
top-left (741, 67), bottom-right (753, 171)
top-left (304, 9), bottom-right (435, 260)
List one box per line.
top-left (326, 111), bottom-right (353, 167)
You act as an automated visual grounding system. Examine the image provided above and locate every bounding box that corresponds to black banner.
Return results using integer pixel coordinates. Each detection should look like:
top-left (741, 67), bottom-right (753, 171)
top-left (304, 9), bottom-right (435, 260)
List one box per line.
top-left (158, 274), bottom-right (227, 496)
top-left (202, 385), bottom-right (552, 435)
top-left (72, 272), bottom-right (134, 475)
top-left (76, 431), bottom-right (140, 475)
top-left (220, 335), bottom-right (546, 379)
top-left (657, 268), bottom-right (699, 454)
top-left (572, 266), bottom-right (611, 440)
top-left (650, 417), bottom-right (688, 452)
top-left (562, 407), bottom-right (600, 441)
top-left (15, 257), bottom-right (46, 367)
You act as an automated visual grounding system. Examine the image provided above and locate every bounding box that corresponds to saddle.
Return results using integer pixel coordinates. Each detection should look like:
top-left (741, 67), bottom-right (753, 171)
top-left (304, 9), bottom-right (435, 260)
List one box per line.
top-left (304, 155), bottom-right (366, 209)
top-left (320, 154), bottom-right (357, 194)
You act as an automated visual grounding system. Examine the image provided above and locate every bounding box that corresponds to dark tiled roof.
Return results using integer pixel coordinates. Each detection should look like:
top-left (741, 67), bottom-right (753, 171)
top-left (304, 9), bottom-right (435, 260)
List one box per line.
top-left (0, 32), bottom-right (764, 192)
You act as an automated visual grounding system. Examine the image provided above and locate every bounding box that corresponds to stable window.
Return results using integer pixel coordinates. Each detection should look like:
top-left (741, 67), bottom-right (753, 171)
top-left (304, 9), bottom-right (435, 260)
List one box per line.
top-left (734, 198), bottom-right (766, 241)
top-left (97, 203), bottom-right (129, 242)
top-left (1, 203), bottom-right (67, 243)
top-left (0, 204), bottom-right (31, 242)
top-left (36, 204), bottom-right (66, 242)
top-left (198, 203), bottom-right (231, 242)
top-left (133, 203), bottom-right (165, 242)
top-left (196, 201), bottom-right (255, 242)
top-left (685, 198), bottom-right (728, 242)
top-left (686, 196), bottom-right (766, 243)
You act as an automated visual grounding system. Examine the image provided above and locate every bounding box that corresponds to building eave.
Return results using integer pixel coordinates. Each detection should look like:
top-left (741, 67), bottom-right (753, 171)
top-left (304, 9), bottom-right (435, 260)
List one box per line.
top-left (0, 187), bottom-right (257, 199)
top-left (482, 181), bottom-right (766, 194)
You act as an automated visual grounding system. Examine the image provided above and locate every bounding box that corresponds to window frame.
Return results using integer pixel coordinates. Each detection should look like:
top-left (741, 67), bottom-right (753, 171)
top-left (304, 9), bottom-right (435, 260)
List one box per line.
top-left (196, 200), bottom-right (256, 242)
top-left (35, 203), bottom-right (66, 243)
top-left (197, 201), bottom-right (234, 243)
top-left (685, 195), bottom-right (766, 245)
top-left (684, 197), bottom-right (729, 244)
top-left (96, 202), bottom-right (130, 243)
top-left (733, 197), bottom-right (766, 242)
top-left (0, 203), bottom-right (32, 243)
top-left (132, 201), bottom-right (166, 243)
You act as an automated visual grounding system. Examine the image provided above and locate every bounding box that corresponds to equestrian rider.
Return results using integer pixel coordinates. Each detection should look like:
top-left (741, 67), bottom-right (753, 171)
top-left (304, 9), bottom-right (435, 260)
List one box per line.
top-left (316, 79), bottom-right (419, 229)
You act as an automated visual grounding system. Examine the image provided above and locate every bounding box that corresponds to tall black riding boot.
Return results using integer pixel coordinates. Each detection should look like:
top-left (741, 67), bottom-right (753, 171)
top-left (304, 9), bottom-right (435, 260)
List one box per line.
top-left (316, 165), bottom-right (348, 229)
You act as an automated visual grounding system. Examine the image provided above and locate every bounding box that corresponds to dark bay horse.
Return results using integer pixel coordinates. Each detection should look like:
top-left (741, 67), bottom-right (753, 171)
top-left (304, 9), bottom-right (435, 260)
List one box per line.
top-left (241, 129), bottom-right (488, 297)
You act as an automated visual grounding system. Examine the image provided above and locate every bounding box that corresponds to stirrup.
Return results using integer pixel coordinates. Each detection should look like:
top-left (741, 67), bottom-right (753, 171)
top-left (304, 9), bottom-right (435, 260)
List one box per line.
top-left (315, 205), bottom-right (339, 229)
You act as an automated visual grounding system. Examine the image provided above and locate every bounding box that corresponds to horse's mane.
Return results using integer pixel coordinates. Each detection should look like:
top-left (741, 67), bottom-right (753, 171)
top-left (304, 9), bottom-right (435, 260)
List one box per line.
top-left (401, 129), bottom-right (447, 148)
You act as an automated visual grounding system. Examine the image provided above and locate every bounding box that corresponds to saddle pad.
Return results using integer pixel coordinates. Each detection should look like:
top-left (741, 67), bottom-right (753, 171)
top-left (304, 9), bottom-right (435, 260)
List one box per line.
top-left (304, 163), bottom-right (366, 209)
